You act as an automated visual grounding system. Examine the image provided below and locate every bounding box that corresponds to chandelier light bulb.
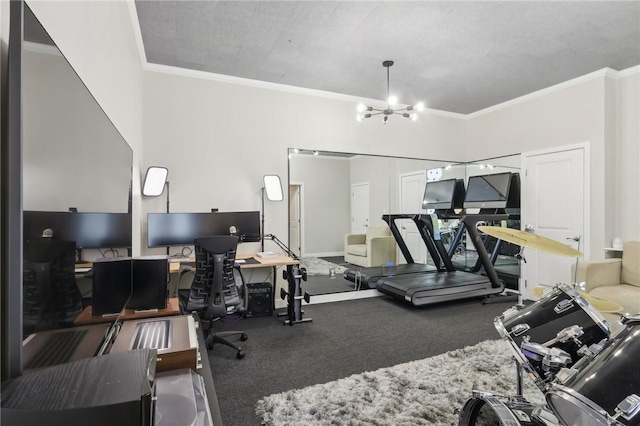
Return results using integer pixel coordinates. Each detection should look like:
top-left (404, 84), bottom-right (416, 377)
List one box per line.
top-left (355, 60), bottom-right (422, 124)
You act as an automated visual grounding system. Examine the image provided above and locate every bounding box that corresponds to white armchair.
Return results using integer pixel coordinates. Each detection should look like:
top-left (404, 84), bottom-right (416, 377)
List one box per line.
top-left (344, 226), bottom-right (396, 268)
top-left (573, 241), bottom-right (640, 321)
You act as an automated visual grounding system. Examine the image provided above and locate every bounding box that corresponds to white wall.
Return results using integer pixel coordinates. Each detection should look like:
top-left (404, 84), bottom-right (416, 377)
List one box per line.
top-left (141, 69), bottom-right (465, 255)
top-left (464, 74), bottom-right (627, 259)
top-left (289, 155), bottom-right (350, 256)
top-left (614, 73), bottom-right (640, 242)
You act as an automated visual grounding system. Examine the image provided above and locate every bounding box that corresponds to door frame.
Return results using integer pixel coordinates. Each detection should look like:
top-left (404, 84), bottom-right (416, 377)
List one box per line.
top-left (289, 182), bottom-right (305, 257)
top-left (521, 142), bottom-right (591, 298)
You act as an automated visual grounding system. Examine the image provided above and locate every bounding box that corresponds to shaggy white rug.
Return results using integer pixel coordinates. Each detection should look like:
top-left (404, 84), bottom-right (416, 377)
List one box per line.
top-left (256, 339), bottom-right (544, 425)
top-left (300, 257), bottom-right (347, 277)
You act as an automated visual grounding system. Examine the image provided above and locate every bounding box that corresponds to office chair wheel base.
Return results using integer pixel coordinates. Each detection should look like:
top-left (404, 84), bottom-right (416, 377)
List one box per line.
top-left (240, 333), bottom-right (248, 341)
top-left (236, 350), bottom-right (245, 359)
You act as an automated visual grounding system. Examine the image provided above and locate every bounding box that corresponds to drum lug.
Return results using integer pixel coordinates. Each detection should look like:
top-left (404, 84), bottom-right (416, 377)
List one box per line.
top-left (615, 394), bottom-right (640, 422)
top-left (511, 323), bottom-right (530, 337)
top-left (554, 299), bottom-right (574, 314)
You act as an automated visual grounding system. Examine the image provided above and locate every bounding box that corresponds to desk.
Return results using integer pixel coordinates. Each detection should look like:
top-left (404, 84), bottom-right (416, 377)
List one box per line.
top-left (74, 297), bottom-right (180, 325)
top-left (169, 254), bottom-right (299, 311)
top-left (169, 253), bottom-right (298, 273)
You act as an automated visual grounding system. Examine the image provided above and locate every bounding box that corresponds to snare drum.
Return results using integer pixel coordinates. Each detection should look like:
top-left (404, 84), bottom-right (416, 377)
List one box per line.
top-left (546, 323), bottom-right (640, 426)
top-left (458, 391), bottom-right (556, 426)
top-left (495, 284), bottom-right (610, 390)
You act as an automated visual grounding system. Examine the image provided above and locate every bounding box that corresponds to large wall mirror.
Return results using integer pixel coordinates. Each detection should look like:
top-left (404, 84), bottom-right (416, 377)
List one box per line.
top-left (21, 4), bottom-right (133, 353)
top-left (288, 149), bottom-right (521, 296)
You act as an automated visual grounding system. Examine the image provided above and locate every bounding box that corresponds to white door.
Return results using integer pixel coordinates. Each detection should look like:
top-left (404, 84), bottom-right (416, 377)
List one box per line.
top-left (351, 183), bottom-right (369, 234)
top-left (400, 172), bottom-right (427, 264)
top-left (289, 184), bottom-right (302, 257)
top-left (521, 144), bottom-right (588, 300)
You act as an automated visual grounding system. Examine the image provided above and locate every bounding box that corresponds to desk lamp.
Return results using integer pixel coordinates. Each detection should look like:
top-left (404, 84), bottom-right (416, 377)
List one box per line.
top-left (261, 175), bottom-right (283, 252)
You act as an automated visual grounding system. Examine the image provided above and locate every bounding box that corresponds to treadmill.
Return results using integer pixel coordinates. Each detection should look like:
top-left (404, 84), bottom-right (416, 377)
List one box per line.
top-left (343, 179), bottom-right (466, 289)
top-left (376, 172), bottom-right (518, 306)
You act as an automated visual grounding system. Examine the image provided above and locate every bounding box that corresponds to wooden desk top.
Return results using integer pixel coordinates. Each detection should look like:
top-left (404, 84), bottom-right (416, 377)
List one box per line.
top-left (169, 253), bottom-right (298, 273)
top-left (73, 297), bottom-right (180, 325)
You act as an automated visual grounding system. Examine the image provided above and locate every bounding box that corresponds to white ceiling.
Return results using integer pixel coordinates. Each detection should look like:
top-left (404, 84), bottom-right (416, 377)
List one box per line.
top-left (135, 1), bottom-right (640, 114)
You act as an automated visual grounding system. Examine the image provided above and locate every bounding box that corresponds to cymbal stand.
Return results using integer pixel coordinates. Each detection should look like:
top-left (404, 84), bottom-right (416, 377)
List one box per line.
top-left (567, 235), bottom-right (581, 291)
top-left (514, 357), bottom-right (524, 397)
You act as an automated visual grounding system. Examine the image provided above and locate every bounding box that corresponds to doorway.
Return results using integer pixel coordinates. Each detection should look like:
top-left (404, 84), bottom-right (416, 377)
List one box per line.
top-left (289, 184), bottom-right (302, 258)
top-left (399, 171), bottom-right (427, 264)
top-left (351, 183), bottom-right (369, 234)
top-left (521, 143), bottom-right (589, 300)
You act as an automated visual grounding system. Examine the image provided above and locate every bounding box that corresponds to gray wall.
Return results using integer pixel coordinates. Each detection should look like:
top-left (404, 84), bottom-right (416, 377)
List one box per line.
top-left (290, 155), bottom-right (350, 256)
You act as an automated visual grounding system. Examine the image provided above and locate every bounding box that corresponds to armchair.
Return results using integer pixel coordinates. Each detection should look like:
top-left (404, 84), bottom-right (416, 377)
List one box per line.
top-left (344, 226), bottom-right (396, 268)
top-left (179, 235), bottom-right (248, 359)
top-left (573, 241), bottom-right (640, 319)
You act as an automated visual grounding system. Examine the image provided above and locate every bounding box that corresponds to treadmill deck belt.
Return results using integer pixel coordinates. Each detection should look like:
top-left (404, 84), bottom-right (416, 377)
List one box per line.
top-left (343, 263), bottom-right (436, 288)
top-left (376, 271), bottom-right (503, 306)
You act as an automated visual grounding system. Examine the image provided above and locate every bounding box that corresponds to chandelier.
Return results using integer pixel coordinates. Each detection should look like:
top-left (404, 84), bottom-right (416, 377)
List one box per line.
top-left (357, 60), bottom-right (424, 123)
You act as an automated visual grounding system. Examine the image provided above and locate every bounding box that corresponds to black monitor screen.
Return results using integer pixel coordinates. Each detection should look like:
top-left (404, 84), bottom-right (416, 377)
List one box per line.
top-left (71, 213), bottom-right (132, 248)
top-left (464, 172), bottom-right (512, 209)
top-left (147, 211), bottom-right (260, 247)
top-left (23, 211), bottom-right (132, 248)
top-left (423, 179), bottom-right (458, 210)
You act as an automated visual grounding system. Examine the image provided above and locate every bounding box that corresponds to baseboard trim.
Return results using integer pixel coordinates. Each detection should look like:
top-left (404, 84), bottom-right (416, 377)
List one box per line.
top-left (307, 289), bottom-right (382, 305)
top-left (303, 252), bottom-right (344, 258)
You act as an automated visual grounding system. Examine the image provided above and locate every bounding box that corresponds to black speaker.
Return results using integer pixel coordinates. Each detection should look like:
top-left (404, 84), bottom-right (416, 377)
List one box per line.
top-left (246, 282), bottom-right (272, 318)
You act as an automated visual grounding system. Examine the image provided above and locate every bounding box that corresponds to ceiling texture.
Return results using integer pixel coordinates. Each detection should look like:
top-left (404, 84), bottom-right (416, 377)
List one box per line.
top-left (135, 1), bottom-right (640, 115)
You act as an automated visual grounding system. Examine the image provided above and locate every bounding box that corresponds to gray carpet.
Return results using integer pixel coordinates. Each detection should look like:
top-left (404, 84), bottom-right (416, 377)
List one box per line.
top-left (209, 295), bottom-right (518, 425)
top-left (256, 339), bottom-right (544, 425)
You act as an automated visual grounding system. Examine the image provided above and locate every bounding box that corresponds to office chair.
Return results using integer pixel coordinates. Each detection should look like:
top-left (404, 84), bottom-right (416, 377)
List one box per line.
top-left (179, 235), bottom-right (248, 359)
top-left (23, 239), bottom-right (83, 334)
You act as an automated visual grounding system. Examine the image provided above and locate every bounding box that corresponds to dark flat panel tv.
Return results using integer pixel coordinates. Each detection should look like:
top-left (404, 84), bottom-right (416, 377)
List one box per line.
top-left (422, 178), bottom-right (465, 211)
top-left (147, 211), bottom-right (260, 247)
top-left (464, 172), bottom-right (513, 209)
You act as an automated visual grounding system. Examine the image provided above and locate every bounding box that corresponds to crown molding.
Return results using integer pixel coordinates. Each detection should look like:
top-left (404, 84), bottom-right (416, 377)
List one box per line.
top-left (127, 0), bottom-right (147, 66)
top-left (467, 66), bottom-right (638, 119)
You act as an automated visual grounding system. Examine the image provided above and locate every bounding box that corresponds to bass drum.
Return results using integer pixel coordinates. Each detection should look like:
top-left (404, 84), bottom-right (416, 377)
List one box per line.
top-left (459, 392), bottom-right (554, 426)
top-left (546, 322), bottom-right (640, 426)
top-left (495, 284), bottom-right (610, 390)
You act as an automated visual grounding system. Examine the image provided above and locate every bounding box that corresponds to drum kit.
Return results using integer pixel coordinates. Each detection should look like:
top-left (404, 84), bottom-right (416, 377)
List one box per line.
top-left (458, 226), bottom-right (640, 426)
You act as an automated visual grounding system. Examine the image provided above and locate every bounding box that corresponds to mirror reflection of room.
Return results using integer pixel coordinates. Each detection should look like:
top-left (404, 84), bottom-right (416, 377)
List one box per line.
top-left (289, 149), bottom-right (523, 297)
top-left (2, 2), bottom-right (638, 426)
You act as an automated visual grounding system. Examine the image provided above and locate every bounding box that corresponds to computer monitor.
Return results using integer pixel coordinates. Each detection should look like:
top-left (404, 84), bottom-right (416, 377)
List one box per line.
top-left (147, 211), bottom-right (261, 247)
top-left (213, 211), bottom-right (260, 242)
top-left (422, 178), bottom-right (465, 211)
top-left (71, 212), bottom-right (132, 249)
top-left (23, 211), bottom-right (132, 249)
top-left (464, 172), bottom-right (513, 209)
